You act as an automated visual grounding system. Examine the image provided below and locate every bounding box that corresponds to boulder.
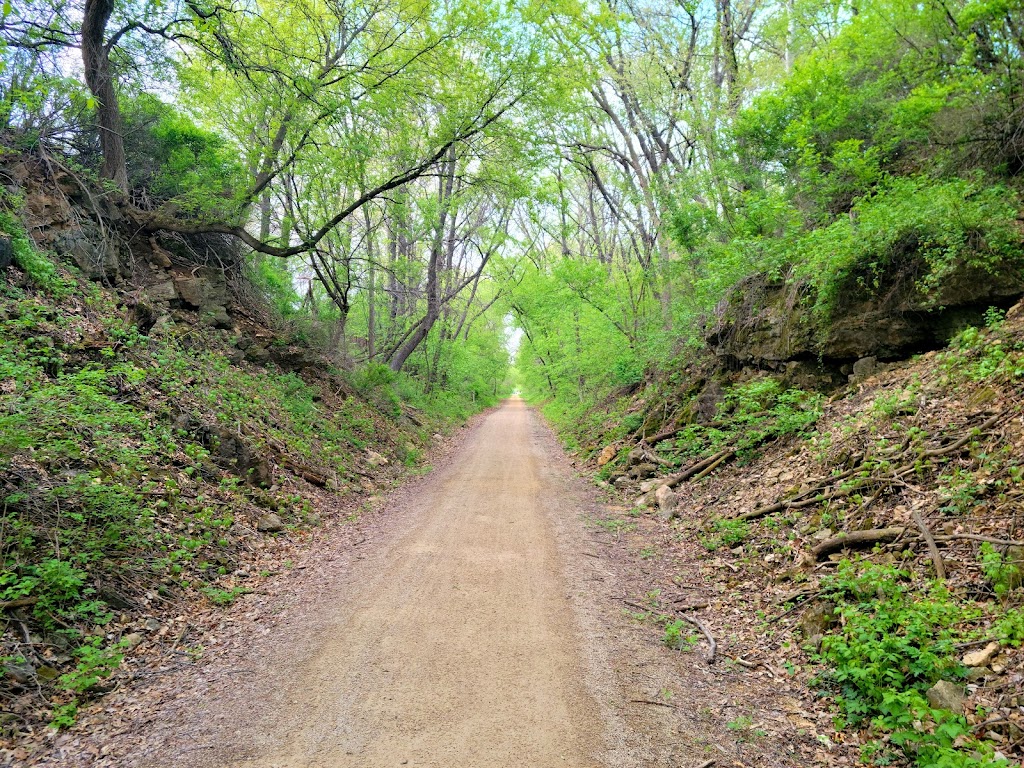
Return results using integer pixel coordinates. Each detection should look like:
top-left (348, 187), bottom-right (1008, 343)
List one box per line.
top-left (245, 345), bottom-right (271, 364)
top-left (268, 344), bottom-right (319, 371)
top-left (597, 445), bottom-right (617, 466)
top-left (257, 513), bottom-right (285, 533)
top-left (200, 305), bottom-right (232, 329)
top-left (926, 680), bottom-right (965, 713)
top-left (144, 279), bottom-right (178, 303)
top-left (639, 478), bottom-right (662, 494)
top-left (850, 356), bottom-right (878, 382)
top-left (173, 275), bottom-right (206, 308)
top-left (654, 485), bottom-right (678, 517)
top-left (628, 462), bottom-right (658, 480)
top-left (183, 421), bottom-right (272, 487)
top-left (962, 641), bottom-right (1000, 668)
top-left (4, 661), bottom-right (35, 684)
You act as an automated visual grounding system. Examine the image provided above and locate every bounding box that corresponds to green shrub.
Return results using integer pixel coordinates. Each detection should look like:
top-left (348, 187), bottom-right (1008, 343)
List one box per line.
top-left (814, 562), bottom-right (1008, 767)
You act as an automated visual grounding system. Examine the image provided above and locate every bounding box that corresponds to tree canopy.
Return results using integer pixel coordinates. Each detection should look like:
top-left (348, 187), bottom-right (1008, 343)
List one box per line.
top-left (2, 0), bottom-right (1023, 387)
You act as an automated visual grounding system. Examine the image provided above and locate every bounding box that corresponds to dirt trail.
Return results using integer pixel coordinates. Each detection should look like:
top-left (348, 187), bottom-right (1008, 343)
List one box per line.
top-left (157, 398), bottom-right (610, 767)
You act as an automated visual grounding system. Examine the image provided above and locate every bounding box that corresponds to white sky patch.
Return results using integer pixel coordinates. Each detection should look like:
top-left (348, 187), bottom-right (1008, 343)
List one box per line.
top-left (504, 313), bottom-right (522, 361)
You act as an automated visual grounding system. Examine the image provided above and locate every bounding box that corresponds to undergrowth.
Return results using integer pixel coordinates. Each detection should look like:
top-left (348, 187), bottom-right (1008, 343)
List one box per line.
top-left (816, 562), bottom-right (1018, 767)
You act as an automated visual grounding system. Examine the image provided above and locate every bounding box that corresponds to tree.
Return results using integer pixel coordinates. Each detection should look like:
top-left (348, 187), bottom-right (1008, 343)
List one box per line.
top-left (81, 0), bottom-right (127, 190)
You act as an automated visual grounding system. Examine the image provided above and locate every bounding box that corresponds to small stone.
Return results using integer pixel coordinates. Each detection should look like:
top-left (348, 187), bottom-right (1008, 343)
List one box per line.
top-left (965, 666), bottom-right (990, 681)
top-left (654, 485), bottom-right (678, 516)
top-left (122, 633), bottom-right (144, 650)
top-left (432, 433), bottom-right (443, 441)
top-left (35, 665), bottom-right (59, 682)
top-left (144, 618), bottom-right (162, 632)
top-left (800, 601), bottom-right (837, 638)
top-left (850, 356), bottom-right (878, 382)
top-left (257, 512), bottom-right (286, 533)
top-left (639, 478), bottom-right (661, 494)
top-left (629, 462), bottom-right (657, 480)
top-left (366, 449), bottom-right (389, 468)
top-left (597, 444), bottom-right (617, 466)
top-left (961, 641), bottom-right (999, 668)
top-left (812, 528), bottom-right (834, 542)
top-left (926, 680), bottom-right (965, 712)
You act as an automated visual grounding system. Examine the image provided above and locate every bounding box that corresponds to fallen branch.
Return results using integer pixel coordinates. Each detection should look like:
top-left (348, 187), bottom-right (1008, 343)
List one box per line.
top-left (920, 412), bottom-right (1003, 457)
top-left (690, 450), bottom-right (736, 482)
top-left (636, 443), bottom-right (673, 467)
top-left (0, 597), bottom-right (38, 611)
top-left (277, 457), bottom-right (333, 488)
top-left (934, 533), bottom-right (1024, 547)
top-left (911, 509), bottom-right (946, 579)
top-left (654, 449), bottom-right (736, 492)
top-left (811, 527), bottom-right (906, 560)
top-left (737, 412), bottom-right (1008, 524)
top-left (629, 699), bottom-right (678, 709)
top-left (677, 612), bottom-right (716, 662)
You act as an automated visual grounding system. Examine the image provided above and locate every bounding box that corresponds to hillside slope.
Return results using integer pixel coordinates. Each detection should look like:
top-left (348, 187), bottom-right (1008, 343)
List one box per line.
top-left (0, 159), bottom-right (451, 756)
top-left (580, 300), bottom-right (1024, 766)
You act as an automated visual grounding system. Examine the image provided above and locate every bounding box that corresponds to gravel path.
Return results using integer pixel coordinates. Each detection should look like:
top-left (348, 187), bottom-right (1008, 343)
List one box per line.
top-left (115, 398), bottom-right (634, 767)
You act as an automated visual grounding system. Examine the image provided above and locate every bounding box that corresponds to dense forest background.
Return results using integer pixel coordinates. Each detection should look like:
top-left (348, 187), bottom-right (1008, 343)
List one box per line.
top-left (3, 0), bottom-right (1022, 417)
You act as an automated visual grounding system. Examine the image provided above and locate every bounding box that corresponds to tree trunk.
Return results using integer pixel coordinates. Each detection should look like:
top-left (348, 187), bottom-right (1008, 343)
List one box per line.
top-left (388, 148), bottom-right (457, 373)
top-left (82, 0), bottom-right (128, 192)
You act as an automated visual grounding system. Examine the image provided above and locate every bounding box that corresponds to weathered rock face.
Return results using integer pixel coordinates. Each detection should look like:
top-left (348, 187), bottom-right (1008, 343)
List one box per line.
top-left (706, 254), bottom-right (1024, 371)
top-left (11, 158), bottom-right (240, 331)
top-left (926, 680), bottom-right (965, 712)
top-left (55, 223), bottom-right (123, 282)
top-left (173, 415), bottom-right (272, 487)
top-left (171, 267), bottom-right (232, 328)
top-left (0, 236), bottom-right (13, 270)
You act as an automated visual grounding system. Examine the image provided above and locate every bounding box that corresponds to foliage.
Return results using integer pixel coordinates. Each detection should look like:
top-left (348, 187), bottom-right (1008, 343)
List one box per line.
top-left (662, 618), bottom-right (698, 651)
top-left (0, 204), bottom-right (68, 295)
top-left (0, 248), bottom-right (446, 726)
top-left (700, 518), bottom-right (749, 551)
top-left (815, 561), bottom-right (1008, 767)
top-left (121, 95), bottom-right (246, 216)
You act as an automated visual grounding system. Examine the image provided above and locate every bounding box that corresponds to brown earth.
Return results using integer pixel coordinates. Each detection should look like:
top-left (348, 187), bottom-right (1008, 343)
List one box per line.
top-left (172, 396), bottom-right (607, 768)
